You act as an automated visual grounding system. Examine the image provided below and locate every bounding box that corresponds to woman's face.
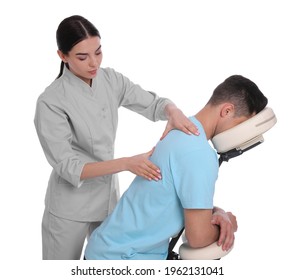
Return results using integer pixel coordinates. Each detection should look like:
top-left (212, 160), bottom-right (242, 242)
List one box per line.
top-left (58, 36), bottom-right (102, 85)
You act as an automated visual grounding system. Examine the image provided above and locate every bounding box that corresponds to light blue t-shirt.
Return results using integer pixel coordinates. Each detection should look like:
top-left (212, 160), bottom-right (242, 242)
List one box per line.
top-left (85, 117), bottom-right (218, 259)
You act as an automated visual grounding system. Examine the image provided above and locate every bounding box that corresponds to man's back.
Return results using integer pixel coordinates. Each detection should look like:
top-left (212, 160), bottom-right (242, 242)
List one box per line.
top-left (85, 117), bottom-right (218, 259)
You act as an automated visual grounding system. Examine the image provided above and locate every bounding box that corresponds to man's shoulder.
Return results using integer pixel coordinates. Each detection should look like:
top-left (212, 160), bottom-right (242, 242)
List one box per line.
top-left (164, 130), bottom-right (216, 167)
top-left (167, 129), bottom-right (209, 150)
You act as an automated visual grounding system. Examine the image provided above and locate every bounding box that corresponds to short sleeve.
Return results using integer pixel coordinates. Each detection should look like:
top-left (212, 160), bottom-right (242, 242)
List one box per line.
top-left (171, 149), bottom-right (218, 209)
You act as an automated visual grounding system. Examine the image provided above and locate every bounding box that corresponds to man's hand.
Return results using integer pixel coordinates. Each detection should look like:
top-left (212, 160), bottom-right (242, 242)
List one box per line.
top-left (211, 208), bottom-right (238, 251)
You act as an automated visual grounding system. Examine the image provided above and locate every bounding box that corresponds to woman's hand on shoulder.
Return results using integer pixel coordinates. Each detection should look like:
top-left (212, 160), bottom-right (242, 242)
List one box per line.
top-left (161, 104), bottom-right (199, 140)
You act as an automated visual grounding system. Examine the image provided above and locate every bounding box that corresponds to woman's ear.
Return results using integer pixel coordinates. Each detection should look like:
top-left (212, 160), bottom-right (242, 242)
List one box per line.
top-left (220, 103), bottom-right (235, 118)
top-left (57, 50), bottom-right (67, 63)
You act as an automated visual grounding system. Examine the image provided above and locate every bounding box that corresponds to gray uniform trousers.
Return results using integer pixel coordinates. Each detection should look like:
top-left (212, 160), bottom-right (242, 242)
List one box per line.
top-left (42, 210), bottom-right (101, 260)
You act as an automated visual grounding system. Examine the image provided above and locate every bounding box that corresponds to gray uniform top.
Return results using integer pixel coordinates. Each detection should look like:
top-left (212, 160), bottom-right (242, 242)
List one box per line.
top-left (34, 66), bottom-right (172, 222)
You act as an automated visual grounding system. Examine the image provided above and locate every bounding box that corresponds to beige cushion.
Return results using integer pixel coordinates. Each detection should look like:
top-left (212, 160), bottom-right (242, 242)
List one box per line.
top-left (179, 241), bottom-right (233, 260)
top-left (212, 107), bottom-right (277, 153)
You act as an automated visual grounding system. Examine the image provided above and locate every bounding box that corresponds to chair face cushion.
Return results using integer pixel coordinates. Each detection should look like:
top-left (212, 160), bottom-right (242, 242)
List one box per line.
top-left (211, 107), bottom-right (277, 153)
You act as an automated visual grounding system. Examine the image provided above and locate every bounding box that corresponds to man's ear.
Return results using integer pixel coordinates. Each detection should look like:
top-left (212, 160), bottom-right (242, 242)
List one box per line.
top-left (220, 103), bottom-right (235, 118)
top-left (57, 50), bottom-right (67, 63)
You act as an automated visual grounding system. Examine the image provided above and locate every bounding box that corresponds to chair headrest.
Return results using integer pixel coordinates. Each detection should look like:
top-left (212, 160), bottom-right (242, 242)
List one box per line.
top-left (211, 107), bottom-right (277, 153)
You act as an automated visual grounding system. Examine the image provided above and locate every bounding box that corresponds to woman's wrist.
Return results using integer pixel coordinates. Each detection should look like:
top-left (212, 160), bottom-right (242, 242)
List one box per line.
top-left (164, 103), bottom-right (178, 119)
top-left (119, 157), bottom-right (129, 172)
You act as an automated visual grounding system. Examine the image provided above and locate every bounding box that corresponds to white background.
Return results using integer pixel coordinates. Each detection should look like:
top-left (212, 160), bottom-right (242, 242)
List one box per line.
top-left (1, 0), bottom-right (294, 279)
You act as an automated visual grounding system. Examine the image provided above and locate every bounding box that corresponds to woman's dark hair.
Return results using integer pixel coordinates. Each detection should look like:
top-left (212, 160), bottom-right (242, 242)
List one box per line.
top-left (208, 75), bottom-right (268, 116)
top-left (56, 15), bottom-right (101, 79)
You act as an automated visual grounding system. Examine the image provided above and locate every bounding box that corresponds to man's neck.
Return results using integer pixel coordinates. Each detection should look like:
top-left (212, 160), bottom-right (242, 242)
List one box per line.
top-left (194, 105), bottom-right (219, 140)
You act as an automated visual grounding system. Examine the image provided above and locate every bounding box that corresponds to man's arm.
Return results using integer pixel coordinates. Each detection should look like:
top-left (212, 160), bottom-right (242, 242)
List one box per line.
top-left (184, 209), bottom-right (220, 249)
top-left (184, 208), bottom-right (237, 251)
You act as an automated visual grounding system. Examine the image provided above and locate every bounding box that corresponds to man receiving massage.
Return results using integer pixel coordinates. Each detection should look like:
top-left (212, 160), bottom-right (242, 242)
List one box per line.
top-left (85, 75), bottom-right (268, 260)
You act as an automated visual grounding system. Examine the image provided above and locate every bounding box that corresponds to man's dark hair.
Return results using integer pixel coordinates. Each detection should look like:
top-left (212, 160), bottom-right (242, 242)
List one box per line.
top-left (208, 75), bottom-right (268, 116)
